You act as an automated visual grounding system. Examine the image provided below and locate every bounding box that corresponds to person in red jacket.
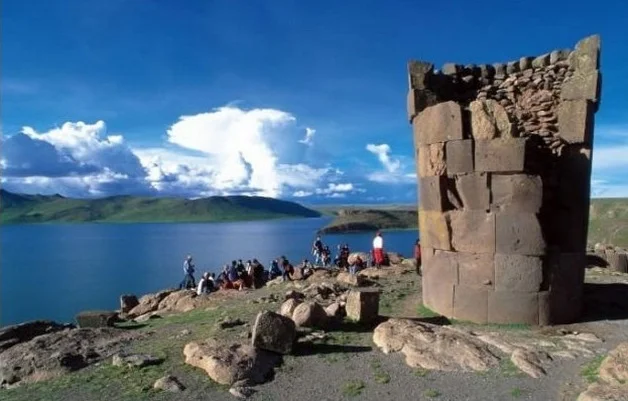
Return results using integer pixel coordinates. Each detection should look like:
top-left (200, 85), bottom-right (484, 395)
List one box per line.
top-left (414, 239), bottom-right (422, 276)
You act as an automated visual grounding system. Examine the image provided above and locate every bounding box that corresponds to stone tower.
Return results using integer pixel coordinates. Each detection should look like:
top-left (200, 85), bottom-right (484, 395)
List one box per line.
top-left (409, 35), bottom-right (601, 325)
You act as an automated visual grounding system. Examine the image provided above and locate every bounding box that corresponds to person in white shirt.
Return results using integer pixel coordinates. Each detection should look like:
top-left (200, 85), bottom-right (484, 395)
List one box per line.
top-left (197, 272), bottom-right (215, 295)
top-left (372, 231), bottom-right (385, 268)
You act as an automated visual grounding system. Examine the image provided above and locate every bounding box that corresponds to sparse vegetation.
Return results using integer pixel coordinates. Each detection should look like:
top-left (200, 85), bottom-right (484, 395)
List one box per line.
top-left (581, 355), bottom-right (605, 383)
top-left (425, 388), bottom-right (441, 398)
top-left (414, 368), bottom-right (429, 377)
top-left (500, 359), bottom-right (523, 378)
top-left (417, 304), bottom-right (439, 318)
top-left (341, 380), bottom-right (366, 397)
top-left (370, 358), bottom-right (391, 384)
top-left (511, 387), bottom-right (524, 398)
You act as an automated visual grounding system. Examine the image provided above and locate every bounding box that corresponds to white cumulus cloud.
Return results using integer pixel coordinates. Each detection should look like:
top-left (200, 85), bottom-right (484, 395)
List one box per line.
top-left (365, 143), bottom-right (415, 184)
top-left (299, 127), bottom-right (316, 146)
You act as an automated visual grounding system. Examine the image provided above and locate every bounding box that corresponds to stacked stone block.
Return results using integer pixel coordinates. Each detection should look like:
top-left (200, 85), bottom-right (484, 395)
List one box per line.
top-left (409, 35), bottom-right (601, 325)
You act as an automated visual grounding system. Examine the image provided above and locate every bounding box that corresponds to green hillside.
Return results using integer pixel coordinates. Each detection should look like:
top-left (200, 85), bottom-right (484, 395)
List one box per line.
top-left (318, 207), bottom-right (417, 234)
top-left (0, 190), bottom-right (321, 224)
top-left (587, 198), bottom-right (628, 247)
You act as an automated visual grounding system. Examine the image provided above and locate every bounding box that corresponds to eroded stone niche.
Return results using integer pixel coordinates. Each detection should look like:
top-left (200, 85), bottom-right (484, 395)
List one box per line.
top-left (408, 35), bottom-right (601, 325)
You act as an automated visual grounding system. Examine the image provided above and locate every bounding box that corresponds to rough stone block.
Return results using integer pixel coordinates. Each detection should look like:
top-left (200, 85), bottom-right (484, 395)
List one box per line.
top-left (493, 63), bottom-right (505, 76)
top-left (494, 254), bottom-right (543, 292)
top-left (419, 176), bottom-right (449, 211)
top-left (442, 63), bottom-right (460, 76)
top-left (76, 311), bottom-right (118, 328)
top-left (408, 60), bottom-right (434, 90)
top-left (120, 295), bottom-right (139, 314)
top-left (430, 250), bottom-right (459, 284)
top-left (519, 56), bottom-right (533, 70)
top-left (450, 211), bottom-right (495, 253)
top-left (457, 252), bottom-right (494, 288)
top-left (455, 173), bottom-right (490, 210)
top-left (418, 210), bottom-right (451, 250)
top-left (413, 101), bottom-right (464, 145)
top-left (445, 140), bottom-right (473, 174)
top-left (346, 289), bottom-right (380, 323)
top-left (422, 261), bottom-right (454, 317)
top-left (495, 212), bottom-right (545, 255)
top-left (557, 100), bottom-right (594, 144)
top-left (569, 35), bottom-right (600, 72)
top-left (470, 99), bottom-right (513, 140)
top-left (532, 53), bottom-right (550, 68)
top-left (506, 61), bottom-right (519, 74)
top-left (491, 174), bottom-right (543, 213)
top-left (488, 291), bottom-right (539, 325)
top-left (251, 311), bottom-right (296, 355)
top-left (550, 49), bottom-right (570, 64)
top-left (474, 138), bottom-right (527, 173)
top-left (561, 71), bottom-right (600, 102)
top-left (453, 285), bottom-right (488, 324)
top-left (418, 143), bottom-right (446, 177)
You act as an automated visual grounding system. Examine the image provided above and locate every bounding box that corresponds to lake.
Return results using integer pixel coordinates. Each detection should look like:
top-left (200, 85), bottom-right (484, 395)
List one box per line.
top-left (0, 218), bottom-right (418, 326)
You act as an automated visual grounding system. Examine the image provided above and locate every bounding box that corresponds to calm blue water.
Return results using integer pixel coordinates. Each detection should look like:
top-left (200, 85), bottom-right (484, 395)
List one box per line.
top-left (1, 218), bottom-right (418, 326)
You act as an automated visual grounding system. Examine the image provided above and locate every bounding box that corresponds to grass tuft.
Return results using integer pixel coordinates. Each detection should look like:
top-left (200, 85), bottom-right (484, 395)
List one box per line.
top-left (511, 387), bottom-right (524, 398)
top-left (581, 355), bottom-right (605, 383)
top-left (424, 388), bottom-right (441, 398)
top-left (342, 380), bottom-right (366, 397)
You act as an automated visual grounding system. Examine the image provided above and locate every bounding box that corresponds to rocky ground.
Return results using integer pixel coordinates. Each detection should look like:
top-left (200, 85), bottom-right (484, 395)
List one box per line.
top-left (1, 258), bottom-right (628, 401)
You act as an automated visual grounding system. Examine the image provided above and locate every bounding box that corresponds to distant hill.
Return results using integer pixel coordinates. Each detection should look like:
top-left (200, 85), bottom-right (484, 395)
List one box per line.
top-left (588, 198), bottom-right (628, 248)
top-left (317, 207), bottom-right (417, 234)
top-left (0, 189), bottom-right (321, 224)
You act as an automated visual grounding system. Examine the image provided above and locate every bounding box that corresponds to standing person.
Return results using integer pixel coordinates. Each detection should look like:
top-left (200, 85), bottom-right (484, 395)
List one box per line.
top-left (269, 259), bottom-right (282, 280)
top-left (179, 255), bottom-right (196, 289)
top-left (372, 232), bottom-right (385, 269)
top-left (280, 256), bottom-right (293, 281)
top-left (312, 236), bottom-right (324, 266)
top-left (414, 239), bottom-right (422, 276)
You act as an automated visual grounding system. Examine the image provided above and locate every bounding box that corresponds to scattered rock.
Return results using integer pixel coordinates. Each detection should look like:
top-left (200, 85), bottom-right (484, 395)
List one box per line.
top-left (510, 349), bottom-right (547, 378)
top-left (134, 313), bottom-right (161, 323)
top-left (577, 383), bottom-right (628, 401)
top-left (229, 384), bottom-right (255, 399)
top-left (324, 302), bottom-right (344, 319)
top-left (299, 330), bottom-right (328, 343)
top-left (251, 311), bottom-right (296, 355)
top-left (347, 252), bottom-right (369, 265)
top-left (373, 319), bottom-right (500, 372)
top-left (158, 290), bottom-right (198, 313)
top-left (285, 290), bottom-right (305, 301)
top-left (219, 318), bottom-right (246, 329)
top-left (346, 289), bottom-right (380, 323)
top-left (183, 339), bottom-right (279, 386)
top-left (0, 321), bottom-right (74, 353)
top-left (292, 302), bottom-right (328, 328)
top-left (337, 272), bottom-right (365, 287)
top-left (75, 311), bottom-right (118, 328)
top-left (387, 252), bottom-right (403, 265)
top-left (153, 375), bottom-right (185, 392)
top-left (279, 299), bottom-right (302, 317)
top-left (180, 329), bottom-right (192, 336)
top-left (120, 294), bottom-right (139, 314)
top-left (127, 289), bottom-right (177, 318)
top-left (599, 342), bottom-right (628, 385)
top-left (112, 353), bottom-right (163, 368)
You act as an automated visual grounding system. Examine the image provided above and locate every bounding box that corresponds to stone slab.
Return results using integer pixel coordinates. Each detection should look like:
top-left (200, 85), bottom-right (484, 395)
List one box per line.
top-left (457, 252), bottom-right (494, 288)
top-left (413, 101), bottom-right (464, 145)
top-left (450, 211), bottom-right (496, 253)
top-left (491, 174), bottom-right (543, 213)
top-left (422, 261), bottom-right (454, 317)
top-left (453, 285), bottom-right (488, 324)
top-left (569, 35), bottom-right (600, 72)
top-left (488, 291), bottom-right (539, 325)
top-left (76, 311), bottom-right (117, 328)
top-left (561, 71), bottom-right (600, 102)
top-left (408, 61), bottom-right (434, 90)
top-left (418, 210), bottom-right (451, 251)
top-left (419, 176), bottom-right (449, 211)
top-left (418, 143), bottom-right (446, 177)
top-left (470, 99), bottom-right (513, 140)
top-left (430, 250), bottom-right (459, 284)
top-left (445, 140), bottom-right (474, 174)
top-left (474, 138), bottom-right (527, 173)
top-left (346, 289), bottom-right (380, 323)
top-left (495, 212), bottom-right (545, 255)
top-left (557, 100), bottom-right (594, 144)
top-left (494, 254), bottom-right (543, 292)
top-left (455, 173), bottom-right (490, 210)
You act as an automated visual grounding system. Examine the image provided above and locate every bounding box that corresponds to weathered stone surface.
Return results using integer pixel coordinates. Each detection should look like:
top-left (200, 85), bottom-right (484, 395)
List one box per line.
top-left (422, 251), bottom-right (457, 316)
top-left (158, 290), bottom-right (198, 313)
top-left (442, 63), bottom-right (460, 76)
top-left (418, 143), bottom-right (446, 177)
top-left (120, 295), bottom-right (139, 314)
top-left (112, 353), bottom-right (163, 368)
top-left (251, 311), bottom-right (296, 355)
top-left (561, 71), bottom-right (600, 102)
top-left (373, 319), bottom-right (499, 371)
top-left (457, 252), bottom-right (494, 288)
top-left (488, 291), bottom-right (539, 324)
top-left (347, 252), bottom-right (369, 265)
top-left (325, 302), bottom-right (344, 319)
top-left (506, 61), bottom-right (519, 74)
top-left (519, 56), bottom-right (533, 70)
top-left (491, 174), bottom-right (543, 213)
top-left (445, 140), bottom-right (474, 174)
top-left (474, 138), bottom-right (527, 173)
top-left (599, 342), bottom-right (628, 385)
top-left (154, 375), bottom-right (185, 392)
top-left (336, 271), bottom-right (366, 286)
top-left (414, 101), bottom-right (463, 145)
top-left (455, 173), bottom-right (490, 210)
top-left (127, 289), bottom-right (176, 318)
top-left (291, 302), bottom-right (328, 328)
top-left (606, 251), bottom-right (628, 273)
top-left (418, 210), bottom-right (451, 250)
top-left (450, 211), bottom-right (495, 253)
top-left (419, 176), bottom-right (449, 211)
top-left (570, 35), bottom-right (600, 72)
top-left (558, 100), bottom-right (594, 144)
top-left (495, 212), bottom-right (545, 255)
top-left (550, 49), bottom-right (571, 64)
top-left (511, 349), bottom-right (547, 378)
top-left (75, 311), bottom-right (117, 328)
top-left (453, 285), bottom-right (488, 323)
top-left (492, 63), bottom-right (505, 76)
top-left (0, 321), bottom-right (74, 353)
top-left (408, 60), bottom-right (434, 90)
top-left (577, 382), bottom-right (628, 401)
top-left (183, 340), bottom-right (279, 386)
top-left (470, 99), bottom-right (513, 139)
top-left (346, 289), bottom-right (380, 323)
top-left (531, 53), bottom-right (550, 68)
top-left (494, 254), bottom-right (543, 292)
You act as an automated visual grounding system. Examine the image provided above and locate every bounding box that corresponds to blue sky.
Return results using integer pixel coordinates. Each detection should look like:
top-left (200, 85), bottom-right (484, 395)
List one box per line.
top-left (2, 0), bottom-right (627, 203)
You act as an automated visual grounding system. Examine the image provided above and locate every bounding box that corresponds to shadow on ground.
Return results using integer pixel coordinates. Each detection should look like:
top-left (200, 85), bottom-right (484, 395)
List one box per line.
top-left (580, 282), bottom-right (628, 322)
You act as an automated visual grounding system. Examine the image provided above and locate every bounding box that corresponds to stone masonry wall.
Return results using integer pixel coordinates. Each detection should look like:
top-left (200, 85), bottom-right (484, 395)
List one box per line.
top-left (408, 35), bottom-right (601, 325)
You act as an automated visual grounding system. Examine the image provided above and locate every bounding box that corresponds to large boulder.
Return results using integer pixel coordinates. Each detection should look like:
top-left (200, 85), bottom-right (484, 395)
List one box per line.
top-left (279, 299), bottom-right (302, 317)
top-left (373, 319), bottom-right (500, 372)
top-left (75, 311), bottom-right (118, 328)
top-left (0, 321), bottom-right (74, 353)
top-left (112, 353), bottom-right (163, 368)
top-left (158, 290), bottom-right (198, 313)
top-left (387, 252), bottom-right (403, 265)
top-left (291, 302), bottom-right (328, 328)
top-left (183, 340), bottom-right (279, 386)
top-left (599, 342), bottom-right (628, 385)
top-left (251, 311), bottom-right (296, 354)
top-left (347, 252), bottom-right (369, 265)
top-left (577, 383), bottom-right (628, 401)
top-left (153, 375), bottom-right (185, 392)
top-left (0, 328), bottom-right (142, 388)
top-left (336, 272), bottom-right (365, 287)
top-left (346, 289), bottom-right (380, 323)
top-left (120, 295), bottom-right (139, 313)
top-left (127, 289), bottom-right (176, 318)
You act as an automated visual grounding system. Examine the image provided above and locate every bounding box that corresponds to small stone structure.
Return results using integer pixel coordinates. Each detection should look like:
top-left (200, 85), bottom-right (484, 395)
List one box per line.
top-left (409, 35), bottom-right (601, 325)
